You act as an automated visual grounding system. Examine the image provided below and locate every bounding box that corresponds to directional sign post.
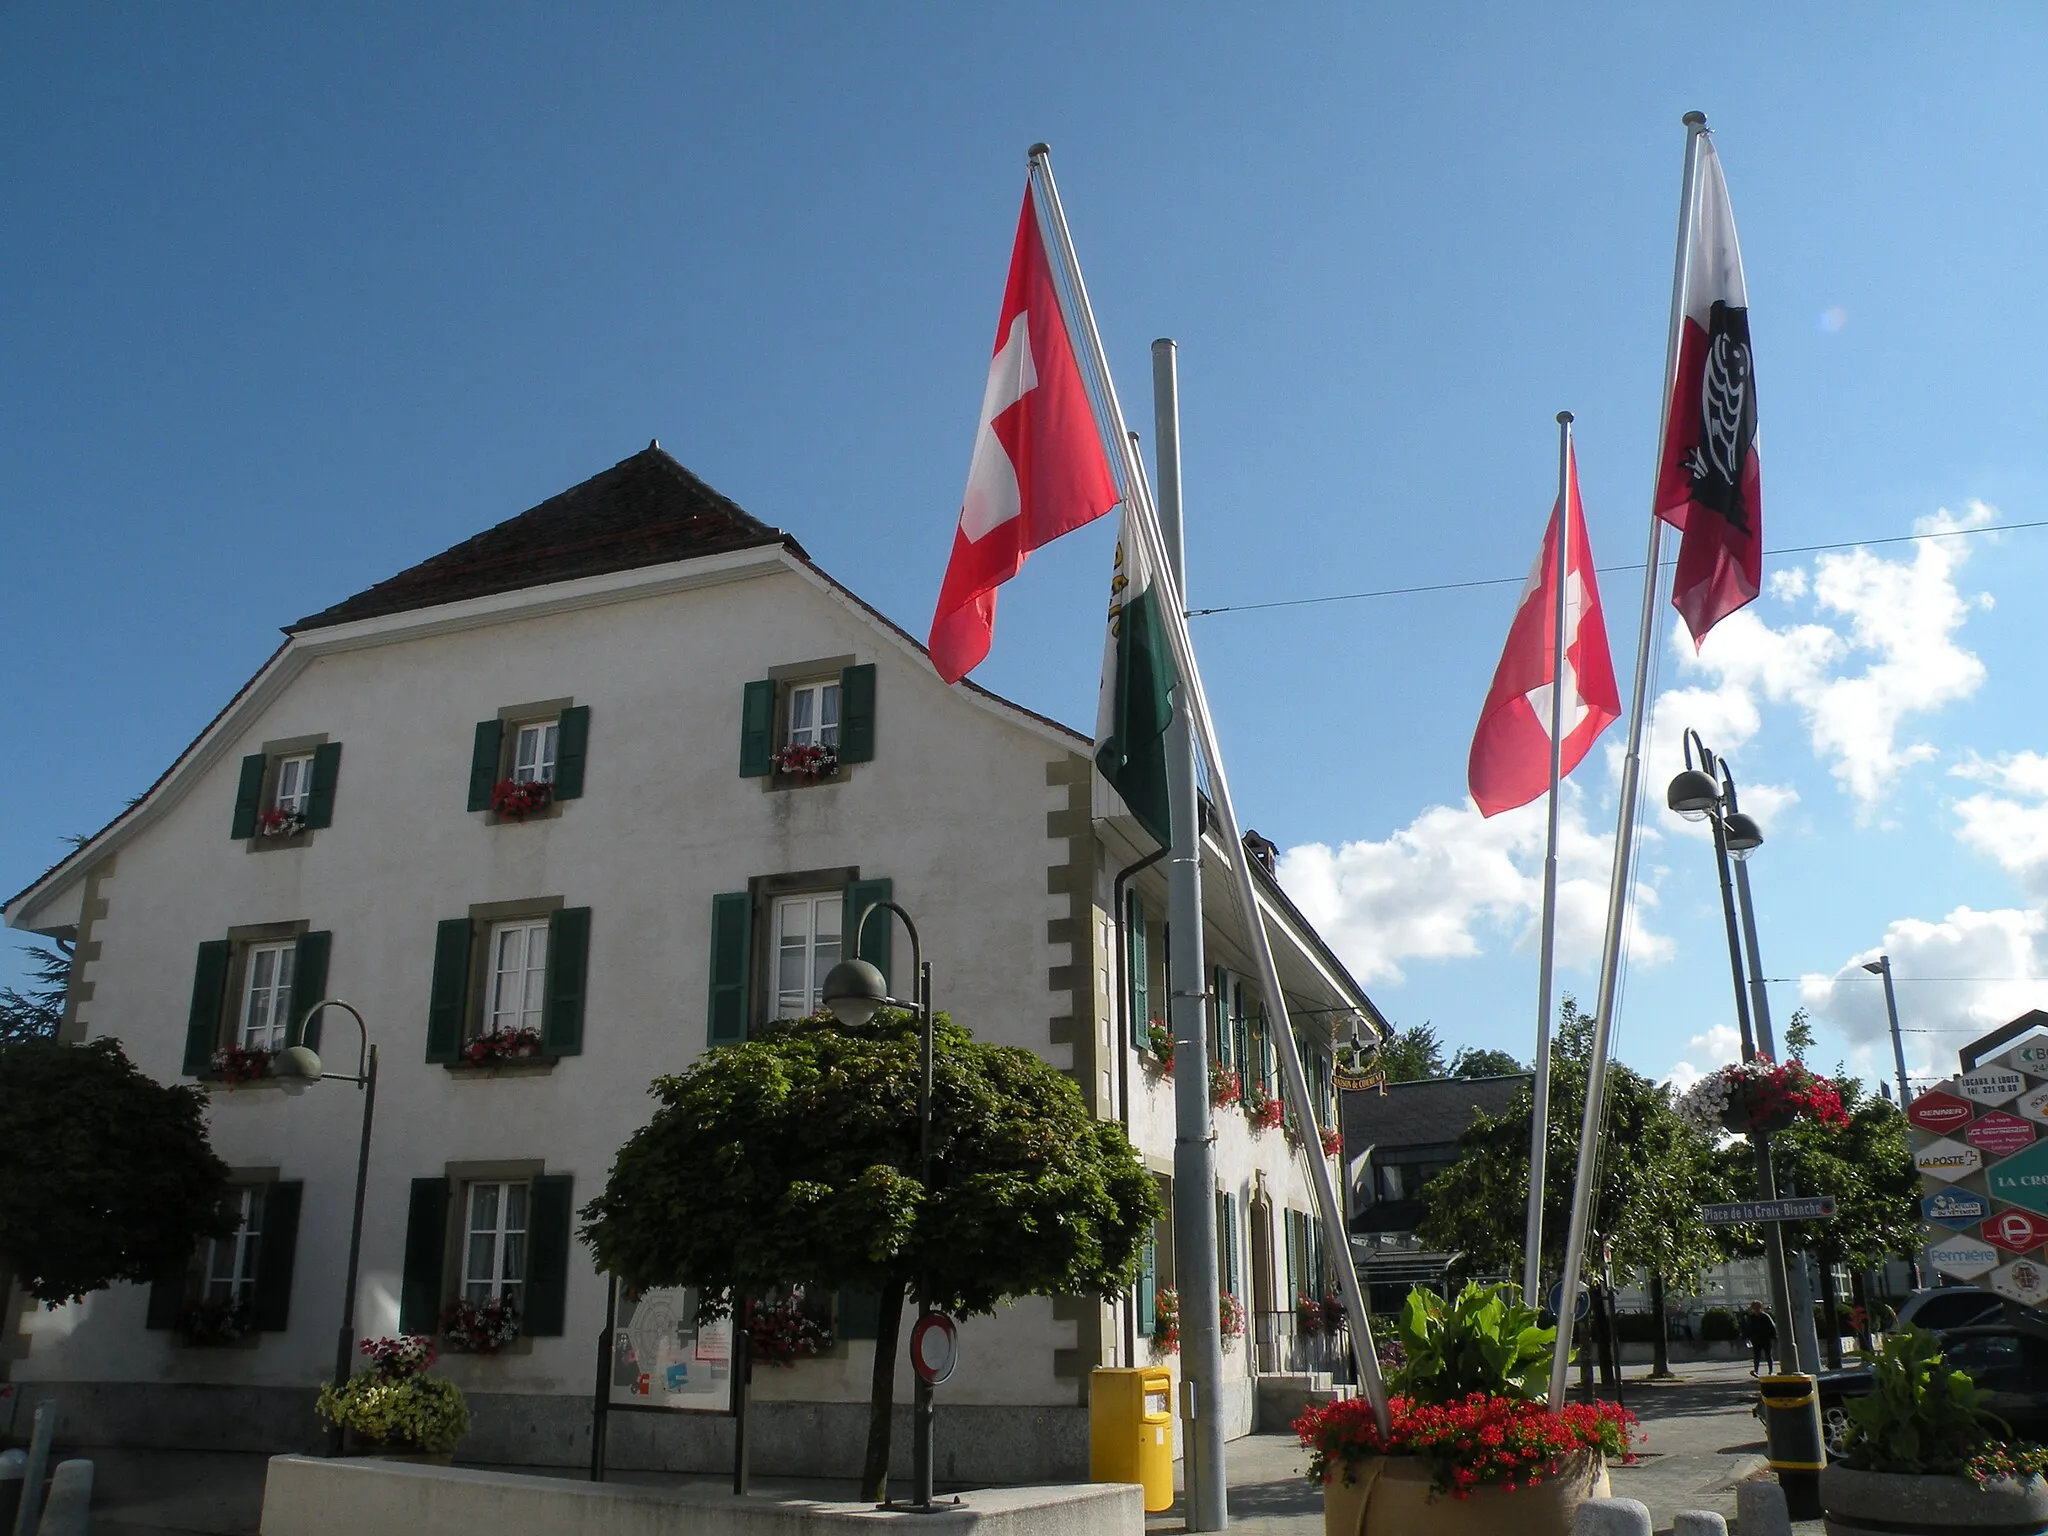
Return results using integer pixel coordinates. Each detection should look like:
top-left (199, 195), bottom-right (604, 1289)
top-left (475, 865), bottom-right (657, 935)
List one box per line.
top-left (1700, 1197), bottom-right (1838, 1226)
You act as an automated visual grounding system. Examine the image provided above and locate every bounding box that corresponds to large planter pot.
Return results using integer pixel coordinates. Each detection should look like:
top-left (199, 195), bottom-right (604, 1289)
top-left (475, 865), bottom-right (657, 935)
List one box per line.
top-left (1322, 1450), bottom-right (1610, 1536)
top-left (1820, 1463), bottom-right (2048, 1536)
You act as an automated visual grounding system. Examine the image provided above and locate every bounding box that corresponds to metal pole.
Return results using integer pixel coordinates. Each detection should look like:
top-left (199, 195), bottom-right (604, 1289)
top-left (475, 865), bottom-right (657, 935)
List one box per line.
top-left (914, 953), bottom-right (936, 1510)
top-left (1522, 413), bottom-right (1574, 1306)
top-left (330, 1042), bottom-right (378, 1454)
top-left (1876, 956), bottom-right (1911, 1106)
top-left (1549, 111), bottom-right (1710, 1407)
top-left (1152, 337), bottom-right (1227, 1531)
top-left (1030, 144), bottom-right (1391, 1442)
top-left (1733, 859), bottom-right (1776, 1062)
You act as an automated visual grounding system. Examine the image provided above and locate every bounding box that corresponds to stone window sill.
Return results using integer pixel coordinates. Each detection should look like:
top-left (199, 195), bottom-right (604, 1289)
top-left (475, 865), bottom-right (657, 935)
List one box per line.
top-left (441, 1056), bottom-right (560, 1078)
top-left (246, 830), bottom-right (314, 853)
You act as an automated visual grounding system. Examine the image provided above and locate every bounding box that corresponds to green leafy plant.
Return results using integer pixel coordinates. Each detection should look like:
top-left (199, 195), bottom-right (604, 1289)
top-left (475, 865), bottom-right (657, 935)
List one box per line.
top-left (1841, 1326), bottom-right (2002, 1476)
top-left (1700, 1306), bottom-right (1742, 1343)
top-left (1387, 1282), bottom-right (1556, 1404)
top-left (316, 1335), bottom-right (470, 1453)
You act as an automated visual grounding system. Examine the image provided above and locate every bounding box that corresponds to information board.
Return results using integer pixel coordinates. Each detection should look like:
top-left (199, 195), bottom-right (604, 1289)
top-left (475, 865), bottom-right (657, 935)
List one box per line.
top-left (607, 1282), bottom-right (735, 1414)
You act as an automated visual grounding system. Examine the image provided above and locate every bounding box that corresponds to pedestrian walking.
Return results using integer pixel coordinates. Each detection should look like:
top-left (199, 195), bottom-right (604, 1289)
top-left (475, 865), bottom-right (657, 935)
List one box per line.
top-left (1745, 1300), bottom-right (1778, 1375)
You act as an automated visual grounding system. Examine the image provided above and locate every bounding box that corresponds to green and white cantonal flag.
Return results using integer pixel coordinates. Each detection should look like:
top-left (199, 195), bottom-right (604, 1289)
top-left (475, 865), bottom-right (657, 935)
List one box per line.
top-left (1094, 508), bottom-right (1179, 848)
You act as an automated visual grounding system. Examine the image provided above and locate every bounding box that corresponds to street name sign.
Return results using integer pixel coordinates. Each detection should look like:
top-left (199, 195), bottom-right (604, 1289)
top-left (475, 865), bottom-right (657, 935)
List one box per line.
top-left (1988, 1138), bottom-right (2048, 1216)
top-left (1930, 1236), bottom-right (2000, 1280)
top-left (1924, 1189), bottom-right (1991, 1230)
top-left (1916, 1137), bottom-right (1985, 1183)
top-left (1907, 1091), bottom-right (1975, 1135)
top-left (1961, 1068), bottom-right (2028, 1106)
top-left (1700, 1197), bottom-right (1837, 1226)
top-left (1970, 1112), bottom-right (2039, 1156)
top-left (1985, 1208), bottom-right (2048, 1255)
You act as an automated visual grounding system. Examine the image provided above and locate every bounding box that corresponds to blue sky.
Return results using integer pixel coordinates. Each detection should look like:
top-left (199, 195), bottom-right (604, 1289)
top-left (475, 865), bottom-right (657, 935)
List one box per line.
top-left (6, 4), bottom-right (2048, 1089)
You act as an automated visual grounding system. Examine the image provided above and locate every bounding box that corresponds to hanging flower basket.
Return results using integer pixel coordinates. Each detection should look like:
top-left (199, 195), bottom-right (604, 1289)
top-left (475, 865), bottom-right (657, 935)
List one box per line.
top-left (210, 1044), bottom-right (273, 1084)
top-left (491, 778), bottom-right (553, 820)
top-left (254, 808), bottom-right (307, 838)
top-left (440, 1296), bottom-right (520, 1354)
top-left (772, 743), bottom-right (840, 780)
top-left (1674, 1056), bottom-right (1850, 1139)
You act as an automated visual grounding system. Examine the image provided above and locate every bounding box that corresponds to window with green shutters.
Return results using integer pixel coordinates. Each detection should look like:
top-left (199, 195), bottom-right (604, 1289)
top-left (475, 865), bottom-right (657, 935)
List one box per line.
top-left (1126, 892), bottom-right (1149, 1039)
top-left (739, 663), bottom-right (878, 780)
top-left (707, 874), bottom-right (891, 1047)
top-left (231, 742), bottom-right (343, 840)
top-left (468, 705), bottom-right (590, 814)
top-left (424, 906), bottom-right (591, 1063)
top-left (1135, 1234), bottom-right (1158, 1337)
top-left (182, 929), bottom-right (332, 1076)
top-left (400, 1171), bottom-right (574, 1339)
top-left (145, 1179), bottom-right (303, 1336)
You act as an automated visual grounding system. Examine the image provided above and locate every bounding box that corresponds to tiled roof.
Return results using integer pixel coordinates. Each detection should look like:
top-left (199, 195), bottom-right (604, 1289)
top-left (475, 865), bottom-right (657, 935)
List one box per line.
top-left (1339, 1073), bottom-right (1531, 1153)
top-left (292, 445), bottom-right (802, 631)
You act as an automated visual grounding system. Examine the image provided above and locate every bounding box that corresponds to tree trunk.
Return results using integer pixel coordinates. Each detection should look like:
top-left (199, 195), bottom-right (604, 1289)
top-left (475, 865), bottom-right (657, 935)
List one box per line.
top-left (1818, 1258), bottom-right (1842, 1369)
top-left (1594, 1284), bottom-right (1619, 1390)
top-left (1649, 1270), bottom-right (1671, 1378)
top-left (858, 1278), bottom-right (909, 1504)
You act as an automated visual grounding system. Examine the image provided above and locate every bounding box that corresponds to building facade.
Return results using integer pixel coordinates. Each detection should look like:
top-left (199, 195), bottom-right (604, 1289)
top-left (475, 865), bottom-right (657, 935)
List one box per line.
top-left (3, 447), bottom-right (1381, 1481)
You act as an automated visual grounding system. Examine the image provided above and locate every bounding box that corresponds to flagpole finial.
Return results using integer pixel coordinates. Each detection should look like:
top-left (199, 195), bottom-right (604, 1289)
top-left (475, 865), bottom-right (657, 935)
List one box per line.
top-left (1683, 111), bottom-right (1707, 129)
top-left (1029, 142), bottom-right (1051, 159)
top-left (1556, 411), bottom-right (1574, 425)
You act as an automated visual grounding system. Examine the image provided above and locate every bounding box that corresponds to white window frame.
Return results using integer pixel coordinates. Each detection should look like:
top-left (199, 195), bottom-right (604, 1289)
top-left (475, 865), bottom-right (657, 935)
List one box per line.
top-left (772, 892), bottom-right (842, 1020)
top-left (461, 1180), bottom-right (529, 1309)
top-left (273, 754), bottom-right (315, 815)
top-left (240, 942), bottom-right (297, 1052)
top-left (483, 919), bottom-right (550, 1037)
top-left (512, 720), bottom-right (559, 785)
top-left (784, 680), bottom-right (841, 751)
top-left (204, 1185), bottom-right (265, 1306)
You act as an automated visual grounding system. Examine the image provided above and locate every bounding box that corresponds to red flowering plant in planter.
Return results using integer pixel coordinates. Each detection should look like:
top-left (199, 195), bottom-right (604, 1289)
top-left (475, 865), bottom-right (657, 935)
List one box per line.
top-left (1221, 1290), bottom-right (1247, 1343)
top-left (744, 1293), bottom-right (834, 1367)
top-left (209, 1044), bottom-right (273, 1084)
top-left (1209, 1065), bottom-right (1243, 1109)
top-left (1144, 1020), bottom-right (1174, 1076)
top-left (1244, 1086), bottom-right (1285, 1133)
top-left (1321, 1294), bottom-right (1346, 1333)
top-left (1319, 1123), bottom-right (1343, 1158)
top-left (254, 807), bottom-right (307, 838)
top-left (771, 743), bottom-right (840, 781)
top-left (460, 1027), bottom-right (544, 1068)
top-left (1295, 1282), bottom-right (1637, 1498)
top-left (1673, 1055), bottom-right (1850, 1139)
top-left (1152, 1286), bottom-right (1181, 1354)
top-left (441, 1295), bottom-right (520, 1354)
top-left (1297, 1294), bottom-right (1326, 1336)
top-left (490, 778), bottom-right (553, 820)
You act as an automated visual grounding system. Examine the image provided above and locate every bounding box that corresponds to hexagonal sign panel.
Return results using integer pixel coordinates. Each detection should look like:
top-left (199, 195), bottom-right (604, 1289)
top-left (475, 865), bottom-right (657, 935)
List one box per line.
top-left (2000, 1038), bottom-right (2048, 1077)
top-left (1961, 1067), bottom-right (2028, 1106)
top-left (1985, 1208), bottom-right (2048, 1255)
top-left (1988, 1137), bottom-right (2048, 1214)
top-left (1971, 1112), bottom-right (2039, 1156)
top-left (1991, 1257), bottom-right (2048, 1307)
top-left (1925, 1188), bottom-right (1991, 1229)
top-left (1916, 1137), bottom-right (1985, 1183)
top-left (1908, 1090), bottom-right (1976, 1136)
top-left (2018, 1083), bottom-right (2048, 1127)
top-left (1931, 1235), bottom-right (2000, 1279)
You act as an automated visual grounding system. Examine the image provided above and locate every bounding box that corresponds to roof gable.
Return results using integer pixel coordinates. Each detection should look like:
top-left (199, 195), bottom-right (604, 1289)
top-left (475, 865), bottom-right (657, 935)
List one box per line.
top-left (291, 445), bottom-right (801, 631)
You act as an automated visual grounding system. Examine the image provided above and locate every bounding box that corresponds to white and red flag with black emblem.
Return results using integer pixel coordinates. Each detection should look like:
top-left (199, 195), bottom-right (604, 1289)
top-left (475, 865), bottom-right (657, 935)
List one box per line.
top-left (927, 185), bottom-right (1119, 683)
top-left (1468, 443), bottom-right (1620, 817)
top-left (1656, 135), bottom-right (1762, 646)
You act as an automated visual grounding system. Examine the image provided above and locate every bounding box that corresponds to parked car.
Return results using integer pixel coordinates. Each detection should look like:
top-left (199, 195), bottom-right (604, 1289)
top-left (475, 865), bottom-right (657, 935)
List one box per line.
top-left (1893, 1286), bottom-right (2005, 1333)
top-left (1817, 1324), bottom-right (2048, 1457)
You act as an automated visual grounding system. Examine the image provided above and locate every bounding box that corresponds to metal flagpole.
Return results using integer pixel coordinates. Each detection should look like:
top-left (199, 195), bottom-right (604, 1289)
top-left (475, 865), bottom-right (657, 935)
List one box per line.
top-left (1546, 111), bottom-right (1710, 1407)
top-left (1521, 411), bottom-right (1574, 1307)
top-left (1026, 144), bottom-right (1394, 1443)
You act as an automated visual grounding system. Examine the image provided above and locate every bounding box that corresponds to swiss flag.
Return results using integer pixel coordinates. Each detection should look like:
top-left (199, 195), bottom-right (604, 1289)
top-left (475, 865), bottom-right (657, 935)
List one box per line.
top-left (1656, 135), bottom-right (1762, 646)
top-left (928, 185), bottom-right (1119, 683)
top-left (1468, 445), bottom-right (1620, 817)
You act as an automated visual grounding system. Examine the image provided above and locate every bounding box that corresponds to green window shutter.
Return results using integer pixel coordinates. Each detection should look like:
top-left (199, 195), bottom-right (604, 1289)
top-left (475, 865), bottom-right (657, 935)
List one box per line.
top-left (836, 1288), bottom-right (882, 1340)
top-left (1210, 967), bottom-right (1229, 1067)
top-left (1228, 1196), bottom-right (1240, 1297)
top-left (707, 892), bottom-right (753, 1045)
top-left (523, 1173), bottom-right (574, 1336)
top-left (183, 940), bottom-right (232, 1076)
top-left (290, 931), bottom-right (332, 1052)
top-left (467, 720), bottom-right (504, 811)
top-left (249, 1181), bottom-right (303, 1332)
top-left (305, 743), bottom-right (343, 829)
top-left (838, 663), bottom-right (877, 764)
top-left (399, 1177), bottom-right (450, 1337)
top-left (553, 705), bottom-right (590, 800)
top-left (739, 679), bottom-right (775, 777)
top-left (144, 1259), bottom-right (189, 1330)
top-left (426, 918), bottom-right (473, 1064)
top-left (1136, 1236), bottom-right (1157, 1336)
top-left (230, 753), bottom-right (266, 839)
top-left (542, 907), bottom-right (591, 1056)
top-left (844, 878), bottom-right (893, 993)
top-left (1126, 892), bottom-right (1149, 1032)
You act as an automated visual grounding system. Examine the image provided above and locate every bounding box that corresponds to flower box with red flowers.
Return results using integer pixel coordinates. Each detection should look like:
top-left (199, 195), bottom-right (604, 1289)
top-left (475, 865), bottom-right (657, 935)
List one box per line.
top-left (210, 1044), bottom-right (274, 1085)
top-left (1149, 1287), bottom-right (1246, 1354)
top-left (179, 1297), bottom-right (251, 1346)
top-left (490, 778), bottom-right (553, 820)
top-left (1143, 1020), bottom-right (1174, 1076)
top-left (440, 1295), bottom-right (520, 1354)
top-left (1244, 1090), bottom-right (1284, 1133)
top-left (254, 808), bottom-right (307, 838)
top-left (1209, 1066), bottom-right (1243, 1109)
top-left (1319, 1123), bottom-right (1343, 1158)
top-left (771, 743), bottom-right (840, 781)
top-left (458, 1027), bottom-right (546, 1069)
top-left (1297, 1294), bottom-right (1326, 1336)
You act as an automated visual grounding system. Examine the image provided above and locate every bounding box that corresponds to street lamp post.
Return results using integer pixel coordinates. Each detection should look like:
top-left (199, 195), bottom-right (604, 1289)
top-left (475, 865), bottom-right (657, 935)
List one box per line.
top-left (272, 999), bottom-right (379, 1457)
top-left (1863, 955), bottom-right (1912, 1109)
top-left (821, 903), bottom-right (937, 1512)
top-left (1668, 733), bottom-right (1803, 1373)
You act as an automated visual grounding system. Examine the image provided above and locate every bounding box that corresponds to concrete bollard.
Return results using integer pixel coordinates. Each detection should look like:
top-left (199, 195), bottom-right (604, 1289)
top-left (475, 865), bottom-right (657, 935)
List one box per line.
top-left (1672, 1513), bottom-right (1728, 1536)
top-left (1573, 1496), bottom-right (1653, 1536)
top-left (32, 1460), bottom-right (92, 1536)
top-left (1737, 1477), bottom-right (1793, 1536)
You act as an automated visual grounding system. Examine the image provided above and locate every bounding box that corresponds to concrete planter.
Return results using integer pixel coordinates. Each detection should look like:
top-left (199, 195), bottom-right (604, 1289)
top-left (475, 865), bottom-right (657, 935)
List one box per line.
top-left (1321, 1450), bottom-right (1609, 1536)
top-left (1819, 1463), bottom-right (2048, 1535)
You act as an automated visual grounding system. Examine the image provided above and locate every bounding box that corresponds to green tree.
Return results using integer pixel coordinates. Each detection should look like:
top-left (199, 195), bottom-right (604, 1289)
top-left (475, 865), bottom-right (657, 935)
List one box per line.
top-left (1377, 1023), bottom-right (1448, 1083)
top-left (581, 1009), bottom-right (1161, 1503)
top-left (0, 1037), bottom-right (234, 1305)
top-left (1450, 1047), bottom-right (1526, 1079)
top-left (1418, 998), bottom-right (1728, 1293)
top-left (1781, 1007), bottom-right (1816, 1064)
top-left (0, 941), bottom-right (72, 1045)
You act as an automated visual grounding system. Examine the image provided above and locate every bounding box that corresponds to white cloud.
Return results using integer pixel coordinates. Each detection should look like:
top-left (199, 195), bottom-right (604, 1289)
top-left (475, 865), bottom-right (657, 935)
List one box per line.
top-left (1278, 788), bottom-right (1669, 986)
top-left (1665, 1022), bottom-right (1744, 1093)
top-left (1799, 906), bottom-right (2048, 1087)
top-left (1769, 568), bottom-right (1809, 602)
top-left (1953, 752), bottom-right (2048, 898)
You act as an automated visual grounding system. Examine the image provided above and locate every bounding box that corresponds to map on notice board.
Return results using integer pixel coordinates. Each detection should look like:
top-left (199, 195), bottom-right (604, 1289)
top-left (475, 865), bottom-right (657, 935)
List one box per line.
top-left (608, 1282), bottom-right (734, 1412)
